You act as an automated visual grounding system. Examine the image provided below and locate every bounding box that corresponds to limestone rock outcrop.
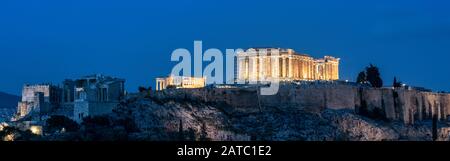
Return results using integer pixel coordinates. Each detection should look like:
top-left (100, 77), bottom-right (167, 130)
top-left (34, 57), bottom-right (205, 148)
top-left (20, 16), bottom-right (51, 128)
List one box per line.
top-left (37, 83), bottom-right (450, 141)
top-left (107, 94), bottom-right (450, 141)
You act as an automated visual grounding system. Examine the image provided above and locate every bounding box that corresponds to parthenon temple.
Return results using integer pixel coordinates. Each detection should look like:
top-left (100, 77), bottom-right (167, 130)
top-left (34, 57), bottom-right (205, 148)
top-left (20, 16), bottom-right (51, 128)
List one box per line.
top-left (155, 76), bottom-right (206, 91)
top-left (237, 48), bottom-right (340, 82)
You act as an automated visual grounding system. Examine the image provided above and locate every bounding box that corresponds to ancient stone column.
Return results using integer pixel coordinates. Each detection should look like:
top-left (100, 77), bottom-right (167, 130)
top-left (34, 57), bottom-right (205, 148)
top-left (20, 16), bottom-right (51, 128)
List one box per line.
top-left (237, 57), bottom-right (243, 81)
top-left (298, 59), bottom-right (302, 79)
top-left (278, 57), bottom-right (282, 78)
top-left (332, 63), bottom-right (336, 80)
top-left (308, 61), bottom-right (312, 80)
top-left (269, 56), bottom-right (273, 78)
top-left (301, 60), bottom-right (306, 79)
top-left (265, 56), bottom-right (272, 79)
top-left (294, 58), bottom-right (298, 79)
top-left (311, 61), bottom-right (314, 80)
top-left (330, 64), bottom-right (333, 80)
top-left (304, 61), bottom-right (308, 79)
top-left (259, 55), bottom-right (265, 80)
top-left (301, 59), bottom-right (305, 79)
top-left (314, 63), bottom-right (318, 80)
top-left (248, 56), bottom-right (253, 82)
top-left (245, 57), bottom-right (249, 81)
top-left (328, 64), bottom-right (332, 80)
top-left (272, 56), bottom-right (279, 79)
top-left (335, 63), bottom-right (339, 80)
top-left (288, 57), bottom-right (294, 79)
top-left (297, 58), bottom-right (301, 79)
top-left (282, 57), bottom-right (285, 78)
top-left (250, 56), bottom-right (258, 82)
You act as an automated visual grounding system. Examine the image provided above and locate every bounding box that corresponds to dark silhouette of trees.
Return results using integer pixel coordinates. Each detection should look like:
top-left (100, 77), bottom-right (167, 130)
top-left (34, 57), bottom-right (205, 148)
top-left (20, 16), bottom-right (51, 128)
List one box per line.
top-left (138, 86), bottom-right (147, 93)
top-left (356, 72), bottom-right (367, 84)
top-left (45, 115), bottom-right (79, 133)
top-left (80, 115), bottom-right (137, 141)
top-left (356, 64), bottom-right (383, 88)
top-left (393, 77), bottom-right (402, 88)
top-left (366, 64), bottom-right (383, 88)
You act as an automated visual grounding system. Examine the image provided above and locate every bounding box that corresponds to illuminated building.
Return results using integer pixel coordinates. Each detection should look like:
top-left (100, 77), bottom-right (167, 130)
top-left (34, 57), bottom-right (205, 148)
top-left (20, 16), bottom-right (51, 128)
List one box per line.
top-left (237, 48), bottom-right (340, 82)
top-left (155, 76), bottom-right (206, 91)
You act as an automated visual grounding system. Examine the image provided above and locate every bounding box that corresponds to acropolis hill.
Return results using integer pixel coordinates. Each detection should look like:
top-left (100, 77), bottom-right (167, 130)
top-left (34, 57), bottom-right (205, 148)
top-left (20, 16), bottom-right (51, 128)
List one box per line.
top-left (129, 80), bottom-right (450, 141)
top-left (154, 81), bottom-right (450, 125)
top-left (2, 48), bottom-right (450, 141)
top-left (154, 48), bottom-right (449, 125)
top-left (143, 48), bottom-right (450, 141)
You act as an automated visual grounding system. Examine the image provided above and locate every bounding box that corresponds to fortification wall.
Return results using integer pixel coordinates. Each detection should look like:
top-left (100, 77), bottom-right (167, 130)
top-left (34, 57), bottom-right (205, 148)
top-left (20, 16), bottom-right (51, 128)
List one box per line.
top-left (258, 84), bottom-right (358, 111)
top-left (154, 83), bottom-right (450, 124)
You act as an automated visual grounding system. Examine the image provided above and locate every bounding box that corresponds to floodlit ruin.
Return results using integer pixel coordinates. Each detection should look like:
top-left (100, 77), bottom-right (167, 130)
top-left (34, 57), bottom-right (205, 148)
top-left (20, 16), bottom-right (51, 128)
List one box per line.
top-left (155, 76), bottom-right (206, 91)
top-left (237, 48), bottom-right (339, 82)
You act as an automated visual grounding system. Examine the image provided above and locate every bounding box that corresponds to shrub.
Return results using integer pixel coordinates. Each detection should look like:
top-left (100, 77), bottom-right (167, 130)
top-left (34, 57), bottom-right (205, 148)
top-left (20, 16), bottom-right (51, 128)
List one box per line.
top-left (46, 115), bottom-right (79, 133)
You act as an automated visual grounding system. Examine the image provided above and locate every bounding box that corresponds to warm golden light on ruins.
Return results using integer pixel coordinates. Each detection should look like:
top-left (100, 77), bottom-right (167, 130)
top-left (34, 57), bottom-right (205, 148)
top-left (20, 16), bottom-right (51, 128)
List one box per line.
top-left (237, 48), bottom-right (339, 82)
top-left (156, 76), bottom-right (206, 91)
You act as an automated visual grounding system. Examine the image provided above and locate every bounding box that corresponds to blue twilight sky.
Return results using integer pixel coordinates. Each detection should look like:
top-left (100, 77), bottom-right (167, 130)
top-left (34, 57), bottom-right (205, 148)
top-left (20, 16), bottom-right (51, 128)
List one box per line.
top-left (0, 0), bottom-right (449, 95)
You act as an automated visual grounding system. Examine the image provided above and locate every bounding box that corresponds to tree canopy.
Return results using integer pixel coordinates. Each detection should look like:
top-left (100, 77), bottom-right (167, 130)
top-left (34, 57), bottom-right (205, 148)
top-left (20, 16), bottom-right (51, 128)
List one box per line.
top-left (45, 115), bottom-right (79, 133)
top-left (356, 64), bottom-right (383, 88)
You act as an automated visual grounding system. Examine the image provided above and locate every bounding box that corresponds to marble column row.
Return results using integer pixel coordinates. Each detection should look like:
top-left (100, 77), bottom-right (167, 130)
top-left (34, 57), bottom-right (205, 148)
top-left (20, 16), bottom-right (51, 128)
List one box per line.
top-left (156, 79), bottom-right (166, 91)
top-left (238, 55), bottom-right (321, 81)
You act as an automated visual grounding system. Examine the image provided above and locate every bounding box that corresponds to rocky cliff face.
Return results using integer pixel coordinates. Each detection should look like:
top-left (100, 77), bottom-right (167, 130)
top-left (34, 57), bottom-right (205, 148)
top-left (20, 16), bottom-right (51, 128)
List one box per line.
top-left (20, 83), bottom-right (450, 141)
top-left (106, 94), bottom-right (450, 141)
top-left (153, 82), bottom-right (450, 125)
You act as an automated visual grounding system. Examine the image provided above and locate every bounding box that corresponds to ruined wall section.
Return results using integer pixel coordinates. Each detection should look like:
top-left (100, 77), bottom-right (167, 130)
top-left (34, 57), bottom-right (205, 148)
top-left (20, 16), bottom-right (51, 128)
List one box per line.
top-left (358, 89), bottom-right (449, 124)
top-left (259, 84), bottom-right (358, 111)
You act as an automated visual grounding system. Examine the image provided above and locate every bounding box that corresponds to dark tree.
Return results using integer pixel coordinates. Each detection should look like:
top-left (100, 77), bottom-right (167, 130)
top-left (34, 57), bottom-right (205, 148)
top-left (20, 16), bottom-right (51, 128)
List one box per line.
top-left (82, 115), bottom-right (111, 127)
top-left (80, 115), bottom-right (135, 141)
top-left (393, 77), bottom-right (402, 88)
top-left (138, 86), bottom-right (153, 98)
top-left (185, 128), bottom-right (196, 141)
top-left (45, 115), bottom-right (79, 133)
top-left (114, 118), bottom-right (138, 133)
top-left (356, 71), bottom-right (367, 84)
top-left (0, 126), bottom-right (37, 141)
top-left (366, 64), bottom-right (383, 88)
top-left (145, 86), bottom-right (153, 98)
